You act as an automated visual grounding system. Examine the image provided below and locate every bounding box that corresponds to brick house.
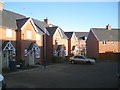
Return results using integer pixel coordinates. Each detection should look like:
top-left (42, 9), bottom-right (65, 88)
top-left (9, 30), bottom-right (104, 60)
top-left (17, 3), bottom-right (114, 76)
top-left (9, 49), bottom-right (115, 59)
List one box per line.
top-left (86, 24), bottom-right (120, 60)
top-left (65, 32), bottom-right (78, 56)
top-left (16, 18), bottom-right (45, 66)
top-left (0, 2), bottom-right (25, 68)
top-left (0, 2), bottom-right (49, 68)
top-left (75, 32), bottom-right (88, 56)
top-left (46, 26), bottom-right (68, 62)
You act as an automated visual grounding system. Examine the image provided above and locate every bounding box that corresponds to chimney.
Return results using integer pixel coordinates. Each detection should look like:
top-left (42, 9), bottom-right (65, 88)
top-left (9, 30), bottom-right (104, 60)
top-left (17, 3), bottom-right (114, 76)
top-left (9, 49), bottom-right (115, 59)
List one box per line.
top-left (106, 24), bottom-right (112, 30)
top-left (0, 1), bottom-right (4, 11)
top-left (44, 17), bottom-right (49, 25)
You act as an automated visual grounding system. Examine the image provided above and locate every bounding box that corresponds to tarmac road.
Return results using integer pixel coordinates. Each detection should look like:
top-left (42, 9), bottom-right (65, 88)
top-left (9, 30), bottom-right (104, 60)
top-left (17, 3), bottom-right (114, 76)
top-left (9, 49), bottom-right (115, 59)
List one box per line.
top-left (4, 61), bottom-right (119, 88)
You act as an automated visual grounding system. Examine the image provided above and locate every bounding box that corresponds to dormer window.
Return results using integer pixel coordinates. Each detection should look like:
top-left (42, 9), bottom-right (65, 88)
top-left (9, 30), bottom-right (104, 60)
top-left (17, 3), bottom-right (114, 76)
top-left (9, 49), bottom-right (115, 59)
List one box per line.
top-left (102, 41), bottom-right (106, 45)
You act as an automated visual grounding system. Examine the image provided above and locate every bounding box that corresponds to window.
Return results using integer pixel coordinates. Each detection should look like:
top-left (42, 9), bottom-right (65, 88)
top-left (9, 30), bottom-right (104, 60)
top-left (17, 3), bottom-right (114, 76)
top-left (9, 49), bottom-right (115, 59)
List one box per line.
top-left (24, 49), bottom-right (27, 56)
top-left (27, 30), bottom-right (32, 39)
top-left (102, 41), bottom-right (106, 45)
top-left (81, 43), bottom-right (83, 47)
top-left (55, 36), bottom-right (59, 44)
top-left (12, 50), bottom-right (15, 57)
top-left (111, 41), bottom-right (114, 46)
top-left (36, 34), bottom-right (40, 41)
top-left (79, 56), bottom-right (86, 59)
top-left (85, 37), bottom-right (87, 40)
top-left (35, 50), bottom-right (40, 58)
top-left (6, 29), bottom-right (12, 38)
top-left (64, 39), bottom-right (67, 44)
top-left (74, 56), bottom-right (79, 58)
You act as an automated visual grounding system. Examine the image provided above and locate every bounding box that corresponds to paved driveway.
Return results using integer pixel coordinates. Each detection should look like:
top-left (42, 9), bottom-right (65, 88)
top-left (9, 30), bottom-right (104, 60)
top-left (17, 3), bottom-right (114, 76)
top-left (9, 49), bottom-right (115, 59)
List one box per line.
top-left (4, 61), bottom-right (119, 88)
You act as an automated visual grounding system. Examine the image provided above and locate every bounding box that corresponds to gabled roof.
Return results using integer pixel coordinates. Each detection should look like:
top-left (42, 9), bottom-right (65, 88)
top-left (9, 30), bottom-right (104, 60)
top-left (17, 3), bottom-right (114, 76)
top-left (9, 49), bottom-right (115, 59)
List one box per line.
top-left (0, 9), bottom-right (49, 35)
top-left (64, 32), bottom-right (74, 39)
top-left (75, 32), bottom-right (89, 38)
top-left (32, 18), bottom-right (50, 35)
top-left (91, 28), bottom-right (119, 41)
top-left (16, 18), bottom-right (30, 29)
top-left (46, 26), bottom-right (68, 39)
top-left (16, 18), bottom-right (44, 34)
top-left (0, 9), bottom-right (26, 29)
top-left (46, 26), bottom-right (58, 36)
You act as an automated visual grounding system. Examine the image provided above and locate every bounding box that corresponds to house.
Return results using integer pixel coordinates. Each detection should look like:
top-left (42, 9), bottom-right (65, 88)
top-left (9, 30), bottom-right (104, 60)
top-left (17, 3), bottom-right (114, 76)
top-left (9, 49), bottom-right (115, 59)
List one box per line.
top-left (75, 32), bottom-right (88, 56)
top-left (65, 32), bottom-right (78, 56)
top-left (46, 26), bottom-right (68, 62)
top-left (0, 2), bottom-right (25, 68)
top-left (86, 24), bottom-right (120, 60)
top-left (0, 2), bottom-right (49, 68)
top-left (16, 17), bottom-right (46, 66)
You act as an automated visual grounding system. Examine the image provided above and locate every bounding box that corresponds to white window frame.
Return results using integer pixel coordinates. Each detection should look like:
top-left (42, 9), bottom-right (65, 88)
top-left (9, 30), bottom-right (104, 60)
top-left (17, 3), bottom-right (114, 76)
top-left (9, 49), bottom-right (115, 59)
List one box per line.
top-left (111, 41), bottom-right (115, 46)
top-left (24, 49), bottom-right (28, 56)
top-left (102, 41), bottom-right (106, 45)
top-left (6, 29), bottom-right (12, 38)
top-left (27, 30), bottom-right (32, 39)
top-left (55, 36), bottom-right (59, 44)
top-left (36, 34), bottom-right (40, 41)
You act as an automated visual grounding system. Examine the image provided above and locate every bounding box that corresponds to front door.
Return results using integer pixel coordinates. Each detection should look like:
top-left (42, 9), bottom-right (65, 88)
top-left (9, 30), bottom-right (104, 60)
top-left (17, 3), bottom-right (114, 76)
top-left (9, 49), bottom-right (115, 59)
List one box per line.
top-left (2, 50), bottom-right (12, 68)
top-left (2, 41), bottom-right (16, 68)
top-left (29, 50), bottom-right (35, 65)
top-left (28, 43), bottom-right (40, 66)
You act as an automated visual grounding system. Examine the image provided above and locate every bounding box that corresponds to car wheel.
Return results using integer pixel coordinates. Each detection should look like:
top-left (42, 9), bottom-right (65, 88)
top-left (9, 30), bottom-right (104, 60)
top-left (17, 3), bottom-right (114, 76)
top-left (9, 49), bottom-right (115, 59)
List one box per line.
top-left (71, 60), bottom-right (75, 64)
top-left (86, 61), bottom-right (91, 65)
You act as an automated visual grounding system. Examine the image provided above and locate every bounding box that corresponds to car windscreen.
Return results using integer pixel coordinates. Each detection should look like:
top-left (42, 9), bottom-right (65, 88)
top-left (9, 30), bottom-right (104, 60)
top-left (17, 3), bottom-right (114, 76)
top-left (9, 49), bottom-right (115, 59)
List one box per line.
top-left (74, 56), bottom-right (79, 58)
top-left (78, 56), bottom-right (86, 59)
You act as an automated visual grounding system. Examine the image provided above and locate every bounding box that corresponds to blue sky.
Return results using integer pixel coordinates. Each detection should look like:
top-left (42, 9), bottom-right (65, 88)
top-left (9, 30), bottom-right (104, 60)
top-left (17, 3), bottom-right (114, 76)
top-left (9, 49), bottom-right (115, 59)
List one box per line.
top-left (4, 2), bottom-right (118, 32)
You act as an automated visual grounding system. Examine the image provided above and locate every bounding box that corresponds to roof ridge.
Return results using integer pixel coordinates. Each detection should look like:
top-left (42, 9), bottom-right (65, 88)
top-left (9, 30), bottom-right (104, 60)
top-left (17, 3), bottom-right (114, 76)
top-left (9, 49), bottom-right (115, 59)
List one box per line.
top-left (4, 9), bottom-right (26, 17)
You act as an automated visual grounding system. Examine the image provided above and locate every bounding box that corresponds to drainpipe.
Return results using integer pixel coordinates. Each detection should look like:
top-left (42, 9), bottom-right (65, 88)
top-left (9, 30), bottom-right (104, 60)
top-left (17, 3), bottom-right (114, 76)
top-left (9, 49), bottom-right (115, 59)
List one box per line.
top-left (43, 29), bottom-right (47, 68)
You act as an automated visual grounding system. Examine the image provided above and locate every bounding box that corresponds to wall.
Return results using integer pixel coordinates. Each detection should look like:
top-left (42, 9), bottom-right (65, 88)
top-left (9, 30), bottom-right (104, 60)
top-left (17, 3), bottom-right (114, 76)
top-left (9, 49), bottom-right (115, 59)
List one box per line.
top-left (99, 41), bottom-right (119, 53)
top-left (99, 41), bottom-right (120, 60)
top-left (53, 29), bottom-right (68, 56)
top-left (46, 35), bottom-right (53, 63)
top-left (16, 20), bottom-right (43, 65)
top-left (86, 30), bottom-right (99, 59)
top-left (70, 33), bottom-right (78, 55)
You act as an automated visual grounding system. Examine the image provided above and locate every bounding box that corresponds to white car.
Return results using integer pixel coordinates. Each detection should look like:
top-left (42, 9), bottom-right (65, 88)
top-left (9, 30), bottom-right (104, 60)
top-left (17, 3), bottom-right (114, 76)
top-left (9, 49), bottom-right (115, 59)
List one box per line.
top-left (70, 55), bottom-right (95, 64)
top-left (0, 74), bottom-right (6, 90)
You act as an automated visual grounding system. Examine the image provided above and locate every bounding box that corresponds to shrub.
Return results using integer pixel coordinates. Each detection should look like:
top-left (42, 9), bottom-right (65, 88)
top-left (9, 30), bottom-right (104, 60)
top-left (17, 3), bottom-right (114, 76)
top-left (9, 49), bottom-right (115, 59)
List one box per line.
top-left (53, 56), bottom-right (66, 63)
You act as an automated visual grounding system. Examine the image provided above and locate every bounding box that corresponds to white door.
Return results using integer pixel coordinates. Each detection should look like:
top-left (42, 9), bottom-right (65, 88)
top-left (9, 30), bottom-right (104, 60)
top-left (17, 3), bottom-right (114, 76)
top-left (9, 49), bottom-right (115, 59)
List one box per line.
top-left (29, 51), bottom-right (34, 65)
top-left (2, 50), bottom-right (12, 68)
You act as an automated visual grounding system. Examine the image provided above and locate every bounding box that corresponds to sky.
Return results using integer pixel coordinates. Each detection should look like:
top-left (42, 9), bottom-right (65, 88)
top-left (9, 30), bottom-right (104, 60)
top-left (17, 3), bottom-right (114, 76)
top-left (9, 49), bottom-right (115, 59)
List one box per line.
top-left (3, 2), bottom-right (118, 32)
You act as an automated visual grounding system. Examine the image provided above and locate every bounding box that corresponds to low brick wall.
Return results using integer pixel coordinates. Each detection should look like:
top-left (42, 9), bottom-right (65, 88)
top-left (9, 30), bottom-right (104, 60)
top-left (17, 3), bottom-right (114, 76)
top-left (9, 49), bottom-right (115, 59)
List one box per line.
top-left (99, 52), bottom-right (120, 61)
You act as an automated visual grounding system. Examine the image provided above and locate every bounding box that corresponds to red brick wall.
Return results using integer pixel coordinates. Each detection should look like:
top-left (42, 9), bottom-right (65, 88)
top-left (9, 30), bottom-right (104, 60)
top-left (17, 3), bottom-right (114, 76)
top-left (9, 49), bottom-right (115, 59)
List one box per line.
top-left (16, 20), bottom-right (43, 65)
top-left (99, 52), bottom-right (120, 61)
top-left (46, 35), bottom-right (53, 63)
top-left (99, 41), bottom-right (119, 53)
top-left (68, 39), bottom-right (71, 55)
top-left (16, 30), bottom-right (22, 61)
top-left (0, 27), bottom-right (16, 63)
top-left (86, 30), bottom-right (99, 59)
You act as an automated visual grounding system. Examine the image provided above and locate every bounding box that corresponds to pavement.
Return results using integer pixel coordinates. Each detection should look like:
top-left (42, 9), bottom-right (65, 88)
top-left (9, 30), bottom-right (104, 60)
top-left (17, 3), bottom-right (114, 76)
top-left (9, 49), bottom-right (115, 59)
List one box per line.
top-left (4, 61), bottom-right (119, 88)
